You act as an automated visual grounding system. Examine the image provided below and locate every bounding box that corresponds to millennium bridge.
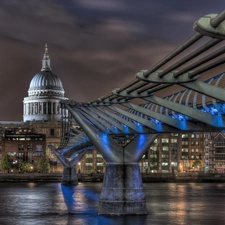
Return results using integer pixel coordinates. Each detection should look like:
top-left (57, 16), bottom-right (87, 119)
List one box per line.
top-left (49, 9), bottom-right (225, 215)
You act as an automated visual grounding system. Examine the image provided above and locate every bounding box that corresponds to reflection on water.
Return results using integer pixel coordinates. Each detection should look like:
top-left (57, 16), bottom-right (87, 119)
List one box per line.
top-left (61, 185), bottom-right (76, 213)
top-left (0, 182), bottom-right (225, 225)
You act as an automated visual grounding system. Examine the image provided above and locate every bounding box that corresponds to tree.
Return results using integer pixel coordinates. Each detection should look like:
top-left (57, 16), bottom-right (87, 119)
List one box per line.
top-left (0, 155), bottom-right (12, 173)
top-left (19, 162), bottom-right (33, 173)
top-left (192, 159), bottom-right (201, 170)
top-left (37, 158), bottom-right (50, 173)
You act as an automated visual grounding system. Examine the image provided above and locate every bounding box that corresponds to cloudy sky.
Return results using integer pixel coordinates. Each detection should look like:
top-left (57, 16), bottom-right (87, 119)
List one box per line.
top-left (0, 0), bottom-right (224, 121)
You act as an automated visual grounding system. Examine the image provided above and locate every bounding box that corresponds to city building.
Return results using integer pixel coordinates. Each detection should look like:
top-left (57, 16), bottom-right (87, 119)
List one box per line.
top-left (2, 127), bottom-right (46, 172)
top-left (76, 132), bottom-right (225, 174)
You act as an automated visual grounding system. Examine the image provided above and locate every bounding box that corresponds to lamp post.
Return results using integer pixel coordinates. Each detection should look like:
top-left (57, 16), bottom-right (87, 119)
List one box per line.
top-left (78, 162), bottom-right (81, 173)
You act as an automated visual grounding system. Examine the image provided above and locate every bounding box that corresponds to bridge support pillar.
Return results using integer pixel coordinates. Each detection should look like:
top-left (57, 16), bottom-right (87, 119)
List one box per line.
top-left (62, 167), bottom-right (78, 186)
top-left (98, 163), bottom-right (147, 215)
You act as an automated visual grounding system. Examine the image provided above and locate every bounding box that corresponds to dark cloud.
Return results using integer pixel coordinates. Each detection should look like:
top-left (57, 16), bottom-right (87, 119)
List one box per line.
top-left (0, 0), bottom-right (224, 120)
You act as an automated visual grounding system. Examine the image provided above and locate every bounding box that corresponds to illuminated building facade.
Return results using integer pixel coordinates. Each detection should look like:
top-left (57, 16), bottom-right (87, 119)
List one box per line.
top-left (2, 127), bottom-right (46, 172)
top-left (77, 132), bottom-right (225, 174)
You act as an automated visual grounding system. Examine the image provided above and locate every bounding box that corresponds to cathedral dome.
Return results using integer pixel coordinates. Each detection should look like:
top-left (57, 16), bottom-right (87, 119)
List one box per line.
top-left (23, 44), bottom-right (68, 122)
top-left (28, 70), bottom-right (64, 92)
top-left (28, 44), bottom-right (65, 97)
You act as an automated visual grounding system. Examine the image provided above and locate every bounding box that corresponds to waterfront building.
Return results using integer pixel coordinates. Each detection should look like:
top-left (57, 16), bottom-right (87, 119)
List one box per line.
top-left (214, 133), bottom-right (225, 172)
top-left (76, 132), bottom-right (225, 174)
top-left (138, 133), bottom-right (205, 173)
top-left (2, 127), bottom-right (46, 172)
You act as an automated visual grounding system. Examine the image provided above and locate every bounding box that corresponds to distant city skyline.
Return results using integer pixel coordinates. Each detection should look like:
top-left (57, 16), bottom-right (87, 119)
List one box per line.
top-left (0, 0), bottom-right (224, 121)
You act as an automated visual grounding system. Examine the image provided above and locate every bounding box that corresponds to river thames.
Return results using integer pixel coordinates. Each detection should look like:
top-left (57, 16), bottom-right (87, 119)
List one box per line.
top-left (0, 182), bottom-right (225, 225)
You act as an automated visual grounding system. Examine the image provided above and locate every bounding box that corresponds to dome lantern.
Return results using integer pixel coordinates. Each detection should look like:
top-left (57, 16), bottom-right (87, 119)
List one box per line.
top-left (41, 43), bottom-right (51, 71)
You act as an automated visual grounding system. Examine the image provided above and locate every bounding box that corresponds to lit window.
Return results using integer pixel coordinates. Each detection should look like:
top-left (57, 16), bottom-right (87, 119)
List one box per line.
top-left (86, 154), bottom-right (93, 158)
top-left (96, 154), bottom-right (103, 158)
top-left (171, 139), bottom-right (177, 143)
top-left (162, 138), bottom-right (169, 143)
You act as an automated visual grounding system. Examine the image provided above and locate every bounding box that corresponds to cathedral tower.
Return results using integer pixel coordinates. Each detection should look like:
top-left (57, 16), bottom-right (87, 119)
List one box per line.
top-left (23, 44), bottom-right (68, 122)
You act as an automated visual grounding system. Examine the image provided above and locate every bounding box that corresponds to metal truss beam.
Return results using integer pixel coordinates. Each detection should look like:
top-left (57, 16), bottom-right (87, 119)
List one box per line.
top-left (81, 107), bottom-right (121, 134)
top-left (107, 105), bottom-right (179, 133)
top-left (145, 96), bottom-right (225, 128)
top-left (48, 145), bottom-right (69, 167)
top-left (97, 107), bottom-right (146, 133)
top-left (76, 107), bottom-right (111, 134)
top-left (87, 107), bottom-right (126, 134)
top-left (181, 80), bottom-right (225, 102)
top-left (65, 105), bottom-right (125, 162)
top-left (123, 102), bottom-right (217, 131)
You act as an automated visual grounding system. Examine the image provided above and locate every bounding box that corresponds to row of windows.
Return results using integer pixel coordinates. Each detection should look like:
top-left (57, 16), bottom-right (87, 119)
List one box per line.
top-left (6, 138), bottom-right (43, 141)
top-left (182, 134), bottom-right (201, 138)
top-left (140, 162), bottom-right (179, 167)
top-left (18, 144), bottom-right (33, 150)
top-left (153, 138), bottom-right (178, 144)
top-left (215, 155), bottom-right (225, 160)
top-left (84, 162), bottom-right (104, 166)
top-left (182, 141), bottom-right (200, 145)
top-left (215, 148), bottom-right (225, 153)
top-left (18, 144), bottom-right (44, 151)
top-left (182, 148), bottom-right (201, 152)
top-left (85, 153), bottom-right (103, 158)
top-left (215, 140), bottom-right (225, 146)
top-left (25, 102), bottom-right (60, 115)
top-left (7, 152), bottom-right (43, 157)
top-left (181, 155), bottom-right (201, 159)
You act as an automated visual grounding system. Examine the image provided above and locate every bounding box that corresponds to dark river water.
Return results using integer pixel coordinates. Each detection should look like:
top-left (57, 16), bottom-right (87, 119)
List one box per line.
top-left (0, 182), bottom-right (225, 225)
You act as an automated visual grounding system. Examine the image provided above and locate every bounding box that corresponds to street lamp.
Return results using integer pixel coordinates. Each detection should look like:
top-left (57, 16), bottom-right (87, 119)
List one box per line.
top-left (78, 162), bottom-right (81, 173)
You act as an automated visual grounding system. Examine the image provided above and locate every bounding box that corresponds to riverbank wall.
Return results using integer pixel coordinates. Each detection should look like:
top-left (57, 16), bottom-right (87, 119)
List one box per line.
top-left (142, 172), bottom-right (225, 182)
top-left (0, 173), bottom-right (62, 182)
top-left (0, 172), bottom-right (225, 182)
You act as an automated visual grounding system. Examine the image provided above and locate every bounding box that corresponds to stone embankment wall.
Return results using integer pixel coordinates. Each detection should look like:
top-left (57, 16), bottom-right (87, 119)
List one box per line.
top-left (0, 173), bottom-right (62, 182)
top-left (142, 172), bottom-right (225, 182)
top-left (0, 172), bottom-right (225, 182)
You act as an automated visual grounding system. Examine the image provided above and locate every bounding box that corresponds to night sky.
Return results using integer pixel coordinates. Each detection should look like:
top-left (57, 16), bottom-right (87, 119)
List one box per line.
top-left (0, 0), bottom-right (224, 121)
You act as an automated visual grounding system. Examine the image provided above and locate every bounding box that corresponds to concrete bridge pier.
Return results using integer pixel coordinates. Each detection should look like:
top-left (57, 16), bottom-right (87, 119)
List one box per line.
top-left (48, 145), bottom-right (86, 186)
top-left (98, 162), bottom-right (147, 215)
top-left (62, 167), bottom-right (78, 186)
top-left (65, 106), bottom-right (158, 214)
